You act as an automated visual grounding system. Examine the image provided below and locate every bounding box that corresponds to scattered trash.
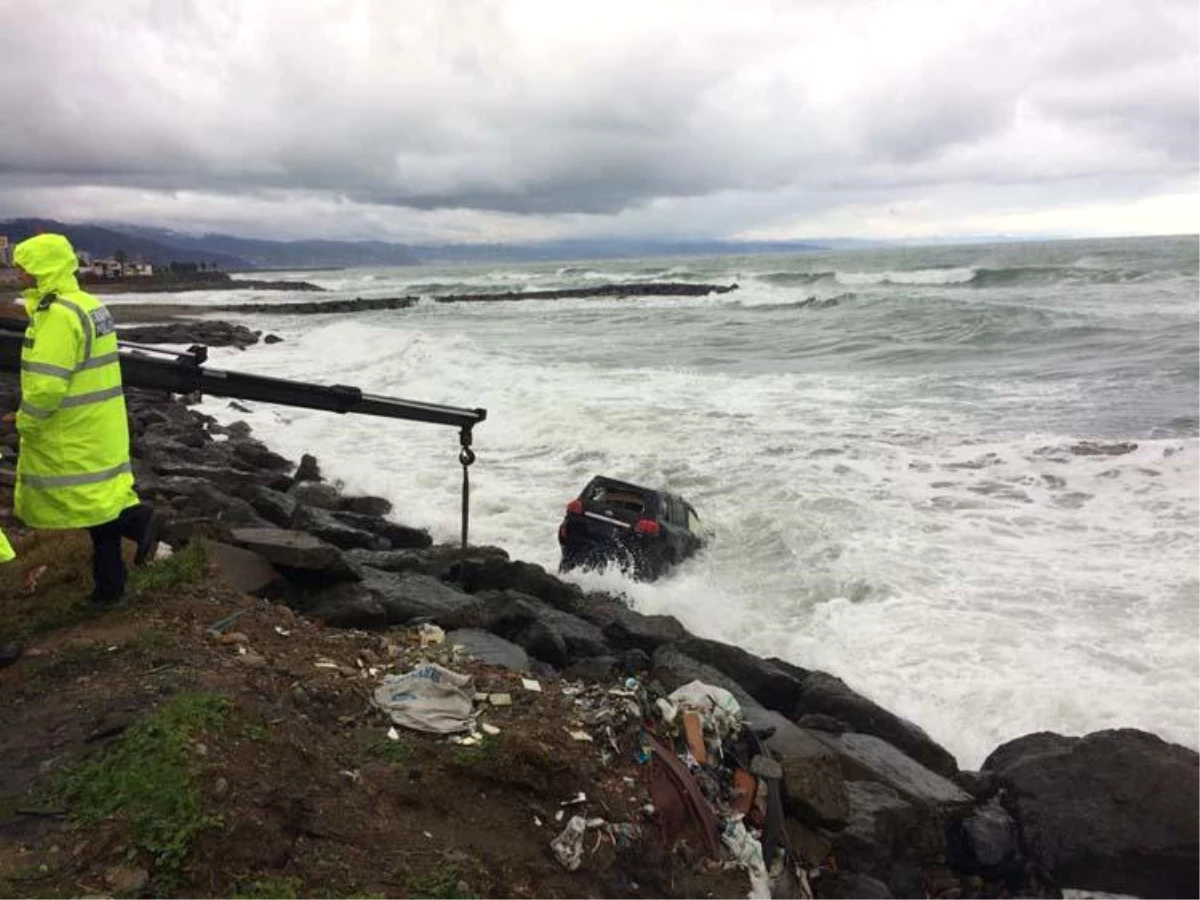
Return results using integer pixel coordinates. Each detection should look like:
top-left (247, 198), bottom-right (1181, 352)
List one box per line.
top-left (667, 680), bottom-right (743, 739)
top-left (416, 623), bottom-right (445, 647)
top-left (313, 659), bottom-right (340, 670)
top-left (339, 769), bottom-right (361, 783)
top-left (550, 815), bottom-right (587, 871)
top-left (386, 727), bottom-right (400, 742)
top-left (488, 693), bottom-right (512, 707)
top-left (423, 831), bottom-right (433, 839)
top-left (682, 710), bottom-right (707, 764)
top-left (555, 809), bottom-right (564, 822)
top-left (722, 816), bottom-right (771, 899)
top-left (274, 626), bottom-right (291, 636)
top-left (373, 663), bottom-right (476, 734)
top-left (23, 564), bottom-right (47, 593)
top-left (533, 815), bottom-right (543, 827)
top-left (481, 723), bottom-right (501, 736)
top-left (568, 730), bottom-right (594, 742)
top-left (561, 791), bottom-right (587, 806)
top-left (521, 678), bottom-right (542, 692)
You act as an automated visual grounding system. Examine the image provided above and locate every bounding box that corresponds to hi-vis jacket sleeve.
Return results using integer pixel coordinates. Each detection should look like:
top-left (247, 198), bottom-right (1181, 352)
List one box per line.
top-left (17, 307), bottom-right (81, 437)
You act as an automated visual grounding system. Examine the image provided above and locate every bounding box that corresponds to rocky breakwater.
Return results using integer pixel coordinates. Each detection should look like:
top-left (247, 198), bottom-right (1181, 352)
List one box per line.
top-left (206, 281), bottom-right (740, 316)
top-left (0, 352), bottom-right (1195, 898)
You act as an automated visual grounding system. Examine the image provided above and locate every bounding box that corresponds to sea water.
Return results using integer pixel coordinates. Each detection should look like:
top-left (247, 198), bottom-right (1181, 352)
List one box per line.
top-left (114, 234), bottom-right (1199, 768)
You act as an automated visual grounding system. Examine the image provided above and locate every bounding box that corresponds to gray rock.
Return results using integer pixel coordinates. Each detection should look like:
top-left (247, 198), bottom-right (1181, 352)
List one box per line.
top-left (479, 591), bottom-right (612, 667)
top-left (200, 540), bottom-right (282, 597)
top-left (813, 871), bottom-right (893, 899)
top-left (650, 645), bottom-right (758, 710)
top-left (982, 728), bottom-right (1199, 899)
top-left (787, 667), bottom-right (959, 778)
top-left (293, 505), bottom-right (391, 551)
top-left (229, 438), bottom-right (293, 472)
top-left (829, 781), bottom-right (936, 897)
top-left (575, 595), bottom-right (687, 652)
top-left (345, 548), bottom-right (428, 573)
top-left (331, 510), bottom-right (432, 549)
top-left (676, 636), bottom-right (806, 713)
top-left (294, 453), bottom-right (323, 483)
top-left (563, 656), bottom-right (619, 683)
top-left (446, 556), bottom-right (586, 615)
top-left (359, 569), bottom-right (480, 628)
top-left (806, 731), bottom-right (973, 810)
top-left (340, 495), bottom-right (394, 517)
top-left (229, 528), bottom-right (360, 583)
top-left (307, 589), bottom-right (388, 630)
top-left (243, 485), bottom-right (297, 528)
top-left (446, 629), bottom-right (531, 671)
top-left (289, 480), bottom-right (341, 509)
top-left (959, 798), bottom-right (1018, 868)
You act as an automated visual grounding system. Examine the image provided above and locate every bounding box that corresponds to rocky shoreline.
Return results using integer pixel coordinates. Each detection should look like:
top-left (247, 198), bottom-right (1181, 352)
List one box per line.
top-left (0, 326), bottom-right (1196, 899)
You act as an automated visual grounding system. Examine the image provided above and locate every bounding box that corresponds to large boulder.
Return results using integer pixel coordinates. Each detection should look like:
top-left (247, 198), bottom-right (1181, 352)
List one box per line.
top-left (228, 527), bottom-right (361, 584)
top-left (446, 629), bottom-right (531, 672)
top-left (982, 728), bottom-right (1199, 899)
top-left (330, 510), bottom-right (432, 549)
top-left (806, 731), bottom-right (972, 811)
top-left (444, 557), bottom-right (586, 615)
top-left (773, 663), bottom-right (958, 779)
top-left (676, 637), bottom-right (806, 712)
top-left (828, 781), bottom-right (941, 898)
top-left (476, 590), bottom-right (612, 668)
top-left (293, 505), bottom-right (391, 552)
top-left (575, 594), bottom-right (688, 652)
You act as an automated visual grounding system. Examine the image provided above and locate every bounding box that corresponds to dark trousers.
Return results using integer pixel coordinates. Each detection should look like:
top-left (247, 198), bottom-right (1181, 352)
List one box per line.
top-left (87, 503), bottom-right (153, 600)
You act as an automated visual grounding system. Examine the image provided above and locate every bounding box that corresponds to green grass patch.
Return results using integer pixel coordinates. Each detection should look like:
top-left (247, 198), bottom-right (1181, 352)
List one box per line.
top-left (354, 729), bottom-right (412, 766)
top-left (407, 866), bottom-right (470, 899)
top-left (53, 692), bottom-right (229, 887)
top-left (128, 541), bottom-right (208, 598)
top-left (233, 875), bottom-right (302, 899)
top-left (449, 735), bottom-right (499, 768)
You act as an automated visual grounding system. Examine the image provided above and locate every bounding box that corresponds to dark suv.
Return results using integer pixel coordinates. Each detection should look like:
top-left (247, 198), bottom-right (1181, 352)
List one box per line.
top-left (557, 475), bottom-right (705, 581)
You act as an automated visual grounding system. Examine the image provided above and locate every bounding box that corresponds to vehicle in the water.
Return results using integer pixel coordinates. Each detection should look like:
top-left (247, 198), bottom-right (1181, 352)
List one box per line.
top-left (557, 475), bottom-right (705, 581)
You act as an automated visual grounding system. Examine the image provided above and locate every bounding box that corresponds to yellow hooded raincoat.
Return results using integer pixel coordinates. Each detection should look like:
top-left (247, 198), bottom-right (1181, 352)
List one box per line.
top-left (0, 528), bottom-right (13, 562)
top-left (12, 234), bottom-right (139, 529)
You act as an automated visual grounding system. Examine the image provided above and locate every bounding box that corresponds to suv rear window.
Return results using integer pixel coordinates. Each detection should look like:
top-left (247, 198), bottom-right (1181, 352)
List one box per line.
top-left (586, 482), bottom-right (649, 514)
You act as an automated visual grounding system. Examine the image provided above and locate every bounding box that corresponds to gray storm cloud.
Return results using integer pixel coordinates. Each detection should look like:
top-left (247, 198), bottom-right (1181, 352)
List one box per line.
top-left (0, 0), bottom-right (1195, 238)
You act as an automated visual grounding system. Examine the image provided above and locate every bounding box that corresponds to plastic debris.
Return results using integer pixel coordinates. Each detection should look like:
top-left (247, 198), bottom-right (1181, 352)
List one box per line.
top-left (555, 809), bottom-right (565, 822)
top-left (274, 626), bottom-right (291, 636)
top-left (373, 664), bottom-right (476, 734)
top-left (488, 693), bottom-right (512, 707)
top-left (534, 815), bottom-right (543, 827)
top-left (568, 729), bottom-right (594, 742)
top-left (667, 680), bottom-right (743, 739)
top-left (386, 727), bottom-right (400, 741)
top-left (481, 723), bottom-right (501, 735)
top-left (561, 791), bottom-right (587, 806)
top-left (314, 659), bottom-right (340, 669)
top-left (416, 623), bottom-right (445, 647)
top-left (721, 817), bottom-right (771, 899)
top-left (521, 678), bottom-right (542, 692)
top-left (550, 815), bottom-right (587, 871)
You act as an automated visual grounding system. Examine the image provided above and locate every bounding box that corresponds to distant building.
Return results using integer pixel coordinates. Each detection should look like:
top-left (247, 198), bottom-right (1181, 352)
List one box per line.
top-left (77, 253), bottom-right (153, 278)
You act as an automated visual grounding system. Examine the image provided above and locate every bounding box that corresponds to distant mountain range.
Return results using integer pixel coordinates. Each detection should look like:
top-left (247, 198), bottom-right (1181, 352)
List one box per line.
top-left (0, 218), bottom-right (882, 270)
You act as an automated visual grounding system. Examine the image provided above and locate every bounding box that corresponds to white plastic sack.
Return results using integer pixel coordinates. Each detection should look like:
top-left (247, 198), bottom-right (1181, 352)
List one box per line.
top-left (668, 680), bottom-right (743, 738)
top-left (721, 816), bottom-right (770, 900)
top-left (373, 663), bottom-right (476, 734)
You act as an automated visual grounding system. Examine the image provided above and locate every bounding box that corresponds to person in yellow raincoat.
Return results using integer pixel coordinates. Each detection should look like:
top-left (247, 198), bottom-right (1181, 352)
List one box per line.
top-left (10, 233), bottom-right (161, 605)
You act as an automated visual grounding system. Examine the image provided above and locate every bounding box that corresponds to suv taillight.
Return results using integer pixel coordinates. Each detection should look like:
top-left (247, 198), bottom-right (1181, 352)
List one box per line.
top-left (634, 518), bottom-right (660, 536)
top-left (567, 499), bottom-right (583, 515)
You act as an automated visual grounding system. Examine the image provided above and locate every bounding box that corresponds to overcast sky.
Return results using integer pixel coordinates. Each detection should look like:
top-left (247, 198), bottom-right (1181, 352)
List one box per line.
top-left (0, 0), bottom-right (1196, 243)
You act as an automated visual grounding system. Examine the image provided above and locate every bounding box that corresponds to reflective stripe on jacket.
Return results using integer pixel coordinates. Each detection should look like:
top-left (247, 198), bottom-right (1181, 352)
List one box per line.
top-left (13, 234), bottom-right (139, 529)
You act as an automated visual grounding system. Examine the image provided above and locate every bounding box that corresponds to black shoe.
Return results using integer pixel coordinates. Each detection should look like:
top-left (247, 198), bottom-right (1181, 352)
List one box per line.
top-left (0, 643), bottom-right (23, 668)
top-left (88, 590), bottom-right (123, 607)
top-left (134, 509), bottom-right (163, 567)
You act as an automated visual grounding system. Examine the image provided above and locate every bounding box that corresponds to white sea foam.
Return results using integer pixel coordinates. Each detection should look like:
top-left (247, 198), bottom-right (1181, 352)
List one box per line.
top-left (835, 267), bottom-right (978, 286)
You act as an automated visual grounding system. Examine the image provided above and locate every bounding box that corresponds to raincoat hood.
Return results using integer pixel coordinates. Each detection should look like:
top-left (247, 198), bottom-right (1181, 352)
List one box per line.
top-left (13, 233), bottom-right (81, 302)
